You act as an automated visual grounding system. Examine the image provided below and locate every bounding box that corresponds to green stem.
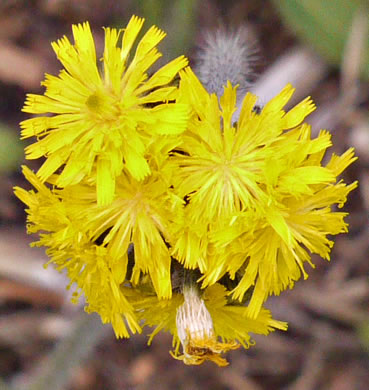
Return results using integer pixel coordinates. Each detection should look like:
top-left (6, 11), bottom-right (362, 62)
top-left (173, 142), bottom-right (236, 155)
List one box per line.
top-left (23, 313), bottom-right (107, 390)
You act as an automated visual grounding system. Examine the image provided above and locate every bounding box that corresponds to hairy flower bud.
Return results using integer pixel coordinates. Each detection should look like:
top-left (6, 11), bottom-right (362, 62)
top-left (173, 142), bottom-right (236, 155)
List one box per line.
top-left (194, 27), bottom-right (257, 101)
top-left (174, 285), bottom-right (239, 366)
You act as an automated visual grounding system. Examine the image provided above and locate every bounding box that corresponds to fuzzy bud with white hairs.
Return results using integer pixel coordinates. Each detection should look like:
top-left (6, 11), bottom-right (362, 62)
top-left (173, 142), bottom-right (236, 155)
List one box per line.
top-left (194, 26), bottom-right (258, 103)
top-left (173, 284), bottom-right (240, 366)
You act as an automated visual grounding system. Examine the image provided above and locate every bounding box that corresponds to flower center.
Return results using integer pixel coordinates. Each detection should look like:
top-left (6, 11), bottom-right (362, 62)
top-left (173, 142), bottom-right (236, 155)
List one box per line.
top-left (85, 91), bottom-right (119, 122)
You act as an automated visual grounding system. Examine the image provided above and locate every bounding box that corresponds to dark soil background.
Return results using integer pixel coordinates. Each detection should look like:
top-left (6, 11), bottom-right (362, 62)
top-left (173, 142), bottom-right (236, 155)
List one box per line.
top-left (0, 1), bottom-right (368, 389)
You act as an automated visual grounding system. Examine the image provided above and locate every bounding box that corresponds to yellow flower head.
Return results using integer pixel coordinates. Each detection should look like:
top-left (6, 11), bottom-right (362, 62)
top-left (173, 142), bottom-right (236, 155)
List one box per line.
top-left (173, 68), bottom-right (318, 223)
top-left (15, 21), bottom-right (357, 366)
top-left (21, 16), bottom-right (189, 205)
top-left (174, 68), bottom-right (357, 318)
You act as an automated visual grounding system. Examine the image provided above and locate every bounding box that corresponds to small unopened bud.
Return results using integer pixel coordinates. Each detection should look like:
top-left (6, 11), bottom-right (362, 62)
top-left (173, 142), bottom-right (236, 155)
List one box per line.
top-left (173, 284), bottom-right (239, 366)
top-left (195, 27), bottom-right (257, 101)
top-left (176, 285), bottom-right (214, 345)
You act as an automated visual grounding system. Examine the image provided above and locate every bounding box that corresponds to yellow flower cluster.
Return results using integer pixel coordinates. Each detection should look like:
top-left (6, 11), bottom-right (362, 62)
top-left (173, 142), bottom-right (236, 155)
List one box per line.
top-left (14, 16), bottom-right (357, 366)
